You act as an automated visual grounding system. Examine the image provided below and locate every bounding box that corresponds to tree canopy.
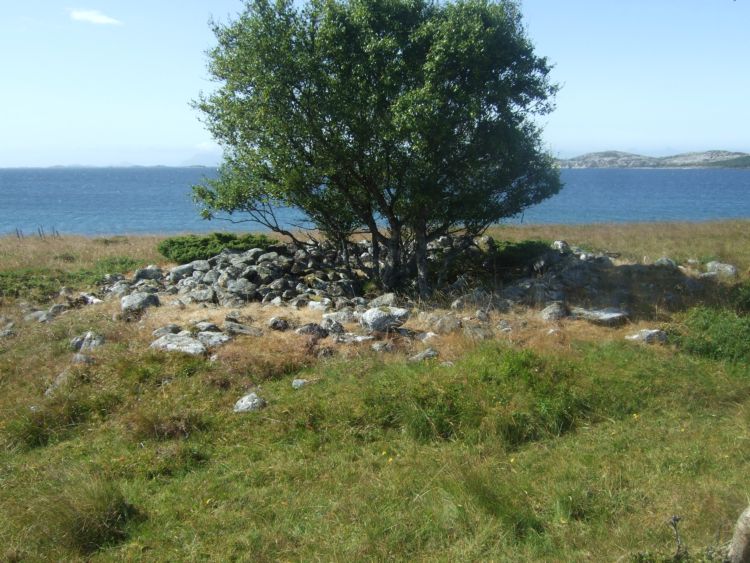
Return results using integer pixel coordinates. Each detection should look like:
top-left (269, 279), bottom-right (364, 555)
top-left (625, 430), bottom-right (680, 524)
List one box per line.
top-left (194, 0), bottom-right (561, 296)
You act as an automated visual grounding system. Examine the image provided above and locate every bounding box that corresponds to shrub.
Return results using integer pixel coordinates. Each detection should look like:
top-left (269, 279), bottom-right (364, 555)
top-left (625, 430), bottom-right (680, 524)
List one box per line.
top-left (157, 232), bottom-right (277, 264)
top-left (674, 307), bottom-right (750, 363)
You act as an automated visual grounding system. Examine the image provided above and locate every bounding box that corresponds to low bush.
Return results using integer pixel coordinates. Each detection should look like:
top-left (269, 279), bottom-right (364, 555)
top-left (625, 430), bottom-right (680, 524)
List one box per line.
top-left (157, 232), bottom-right (277, 264)
top-left (674, 307), bottom-right (750, 363)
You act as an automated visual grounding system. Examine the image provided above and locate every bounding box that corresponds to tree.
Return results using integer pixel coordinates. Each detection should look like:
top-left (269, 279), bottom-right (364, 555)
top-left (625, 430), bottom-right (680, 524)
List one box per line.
top-left (194, 0), bottom-right (561, 297)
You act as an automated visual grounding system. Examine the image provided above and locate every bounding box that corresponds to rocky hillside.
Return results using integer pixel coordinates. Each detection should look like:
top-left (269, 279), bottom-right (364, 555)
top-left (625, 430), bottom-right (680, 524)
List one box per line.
top-left (558, 150), bottom-right (750, 169)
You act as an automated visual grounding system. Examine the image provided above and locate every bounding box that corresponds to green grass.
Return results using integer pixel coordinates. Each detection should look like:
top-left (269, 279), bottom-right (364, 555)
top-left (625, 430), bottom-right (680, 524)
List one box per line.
top-left (157, 232), bottom-right (278, 264)
top-left (0, 256), bottom-right (141, 302)
top-left (2, 331), bottom-right (749, 560)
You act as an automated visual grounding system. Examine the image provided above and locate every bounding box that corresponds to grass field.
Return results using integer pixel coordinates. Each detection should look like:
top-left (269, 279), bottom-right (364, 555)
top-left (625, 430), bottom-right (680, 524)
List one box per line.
top-left (1, 222), bottom-right (749, 561)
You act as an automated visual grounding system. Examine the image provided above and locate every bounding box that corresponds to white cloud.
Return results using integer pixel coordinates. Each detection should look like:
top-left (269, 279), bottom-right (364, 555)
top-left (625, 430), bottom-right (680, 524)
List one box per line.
top-left (69, 9), bottom-right (122, 26)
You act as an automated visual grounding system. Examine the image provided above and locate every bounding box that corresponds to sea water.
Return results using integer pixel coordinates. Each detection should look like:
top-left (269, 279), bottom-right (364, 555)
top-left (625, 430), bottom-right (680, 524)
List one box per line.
top-left (0, 167), bottom-right (748, 235)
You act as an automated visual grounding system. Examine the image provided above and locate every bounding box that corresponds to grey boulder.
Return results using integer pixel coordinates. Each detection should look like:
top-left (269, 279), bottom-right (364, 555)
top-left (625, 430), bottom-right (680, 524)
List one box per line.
top-left (121, 292), bottom-right (160, 314)
top-left (150, 334), bottom-right (206, 356)
top-left (360, 307), bottom-right (409, 332)
top-left (233, 392), bottom-right (267, 412)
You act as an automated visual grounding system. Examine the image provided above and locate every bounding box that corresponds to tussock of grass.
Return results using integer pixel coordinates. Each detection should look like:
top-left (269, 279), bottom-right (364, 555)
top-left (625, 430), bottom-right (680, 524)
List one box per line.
top-left (128, 410), bottom-right (208, 441)
top-left (36, 474), bottom-right (140, 554)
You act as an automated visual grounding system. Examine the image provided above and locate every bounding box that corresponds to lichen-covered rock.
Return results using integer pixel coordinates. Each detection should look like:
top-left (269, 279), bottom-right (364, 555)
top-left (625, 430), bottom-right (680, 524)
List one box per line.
top-left (224, 321), bottom-right (263, 336)
top-left (706, 261), bottom-right (738, 278)
top-left (121, 292), bottom-right (160, 314)
top-left (571, 307), bottom-right (628, 327)
top-left (233, 392), bottom-right (267, 412)
top-left (462, 324), bottom-right (493, 341)
top-left (368, 293), bottom-right (398, 308)
top-left (360, 307), bottom-right (409, 332)
top-left (540, 302), bottom-right (568, 322)
top-left (729, 506), bottom-right (750, 563)
top-left (295, 323), bottom-right (329, 338)
top-left (70, 331), bottom-right (105, 352)
top-left (133, 265), bottom-right (163, 282)
top-left (268, 317), bottom-right (290, 331)
top-left (320, 317), bottom-right (345, 334)
top-left (150, 334), bottom-right (206, 355)
top-left (152, 323), bottom-right (182, 338)
top-left (197, 331), bottom-right (232, 349)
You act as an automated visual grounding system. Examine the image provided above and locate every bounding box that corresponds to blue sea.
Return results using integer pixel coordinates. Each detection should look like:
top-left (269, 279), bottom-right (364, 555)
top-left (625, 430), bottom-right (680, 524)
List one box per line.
top-left (0, 167), bottom-right (749, 236)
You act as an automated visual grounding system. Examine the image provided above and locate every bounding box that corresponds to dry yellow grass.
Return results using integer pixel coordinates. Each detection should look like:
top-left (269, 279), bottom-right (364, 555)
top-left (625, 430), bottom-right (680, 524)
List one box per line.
top-left (0, 234), bottom-right (164, 273)
top-left (487, 220), bottom-right (750, 273)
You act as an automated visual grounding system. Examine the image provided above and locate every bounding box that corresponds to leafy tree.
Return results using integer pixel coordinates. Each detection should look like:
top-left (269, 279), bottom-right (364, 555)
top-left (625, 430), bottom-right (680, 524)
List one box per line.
top-left (194, 0), bottom-right (561, 296)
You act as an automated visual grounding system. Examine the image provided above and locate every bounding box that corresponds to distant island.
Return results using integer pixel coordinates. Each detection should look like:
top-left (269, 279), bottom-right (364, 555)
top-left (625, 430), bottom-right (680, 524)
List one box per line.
top-left (557, 150), bottom-right (750, 169)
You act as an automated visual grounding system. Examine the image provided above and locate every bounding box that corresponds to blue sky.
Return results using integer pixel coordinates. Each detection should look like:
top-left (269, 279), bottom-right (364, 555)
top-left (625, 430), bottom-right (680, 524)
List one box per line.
top-left (1, 0), bottom-right (748, 166)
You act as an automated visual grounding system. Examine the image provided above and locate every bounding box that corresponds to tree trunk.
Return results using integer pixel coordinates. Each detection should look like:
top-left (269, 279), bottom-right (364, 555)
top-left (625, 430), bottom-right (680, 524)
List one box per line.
top-left (382, 227), bottom-right (402, 291)
top-left (415, 223), bottom-right (431, 299)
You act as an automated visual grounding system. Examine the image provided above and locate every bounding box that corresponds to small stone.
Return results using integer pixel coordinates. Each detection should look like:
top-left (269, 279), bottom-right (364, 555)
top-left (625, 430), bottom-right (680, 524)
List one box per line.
top-left (334, 333), bottom-right (375, 344)
top-left (224, 321), bottom-right (262, 336)
top-left (292, 378), bottom-right (309, 389)
top-left (197, 331), bottom-right (232, 348)
top-left (320, 317), bottom-right (345, 334)
top-left (194, 321), bottom-right (221, 332)
top-left (434, 314), bottom-right (462, 334)
top-left (654, 257), bottom-right (678, 269)
top-left (268, 317), bottom-right (290, 331)
top-left (551, 240), bottom-right (570, 253)
top-left (152, 324), bottom-right (182, 338)
top-left (706, 261), bottom-right (738, 278)
top-left (409, 347), bottom-right (439, 362)
top-left (233, 392), bottom-right (267, 413)
top-left (475, 309), bottom-right (490, 323)
top-left (133, 266), bottom-right (163, 281)
top-left (415, 331), bottom-right (438, 342)
top-left (625, 329), bottom-right (667, 344)
top-left (295, 323), bottom-right (329, 338)
top-left (371, 341), bottom-right (394, 352)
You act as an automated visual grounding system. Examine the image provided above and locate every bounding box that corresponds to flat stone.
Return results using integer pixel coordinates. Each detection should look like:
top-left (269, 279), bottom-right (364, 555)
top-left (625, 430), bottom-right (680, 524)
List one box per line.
top-left (292, 378), bottom-right (309, 389)
top-left (462, 325), bottom-right (493, 340)
top-left (571, 307), bottom-right (628, 327)
top-left (334, 333), bottom-right (375, 344)
top-left (371, 341), bottom-right (394, 352)
top-left (625, 329), bottom-right (667, 344)
top-left (133, 266), bottom-right (163, 281)
top-left (409, 347), bottom-right (439, 362)
top-left (706, 261), bottom-right (738, 278)
top-left (150, 334), bottom-right (206, 355)
top-left (152, 323), bottom-right (182, 338)
top-left (368, 293), bottom-right (398, 308)
top-left (224, 321), bottom-right (262, 336)
top-left (233, 392), bottom-right (267, 412)
top-left (295, 323), bottom-right (328, 338)
top-left (194, 321), bottom-right (221, 332)
top-left (197, 331), bottom-right (232, 348)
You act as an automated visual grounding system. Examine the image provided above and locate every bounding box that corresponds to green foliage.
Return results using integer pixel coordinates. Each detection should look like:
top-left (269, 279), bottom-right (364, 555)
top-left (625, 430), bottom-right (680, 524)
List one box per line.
top-left (156, 232), bottom-right (277, 264)
top-left (195, 0), bottom-right (560, 294)
top-left (493, 239), bottom-right (551, 274)
top-left (0, 256), bottom-right (140, 302)
top-left (674, 307), bottom-right (750, 362)
top-left (729, 281), bottom-right (750, 314)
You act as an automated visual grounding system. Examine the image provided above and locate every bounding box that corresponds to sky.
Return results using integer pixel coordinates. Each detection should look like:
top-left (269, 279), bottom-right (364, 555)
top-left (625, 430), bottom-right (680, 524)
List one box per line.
top-left (1, 0), bottom-right (748, 167)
